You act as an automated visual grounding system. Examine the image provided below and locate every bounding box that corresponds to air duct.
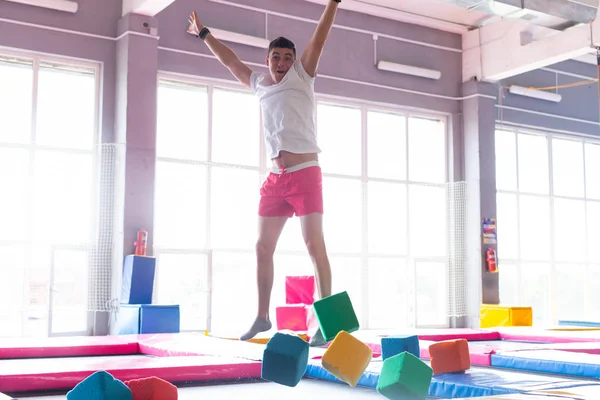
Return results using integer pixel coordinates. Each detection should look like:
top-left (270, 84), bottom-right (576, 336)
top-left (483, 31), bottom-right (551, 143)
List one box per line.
top-left (438, 0), bottom-right (599, 30)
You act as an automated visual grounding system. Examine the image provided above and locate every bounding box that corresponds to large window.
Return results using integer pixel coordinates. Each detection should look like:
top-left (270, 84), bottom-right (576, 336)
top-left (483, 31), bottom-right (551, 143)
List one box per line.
top-left (0, 52), bottom-right (100, 338)
top-left (154, 76), bottom-right (453, 333)
top-left (495, 128), bottom-right (600, 325)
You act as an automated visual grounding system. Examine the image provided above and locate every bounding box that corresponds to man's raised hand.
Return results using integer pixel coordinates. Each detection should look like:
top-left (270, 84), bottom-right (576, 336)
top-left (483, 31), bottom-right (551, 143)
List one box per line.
top-left (187, 10), bottom-right (203, 36)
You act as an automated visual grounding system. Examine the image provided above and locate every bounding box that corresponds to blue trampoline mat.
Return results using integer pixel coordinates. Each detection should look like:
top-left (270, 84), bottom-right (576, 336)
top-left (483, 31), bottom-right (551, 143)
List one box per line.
top-left (304, 359), bottom-right (600, 398)
top-left (491, 350), bottom-right (600, 379)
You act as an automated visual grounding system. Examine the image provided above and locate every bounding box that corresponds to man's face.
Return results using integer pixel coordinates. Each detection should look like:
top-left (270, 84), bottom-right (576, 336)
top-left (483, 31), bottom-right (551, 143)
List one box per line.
top-left (266, 47), bottom-right (295, 83)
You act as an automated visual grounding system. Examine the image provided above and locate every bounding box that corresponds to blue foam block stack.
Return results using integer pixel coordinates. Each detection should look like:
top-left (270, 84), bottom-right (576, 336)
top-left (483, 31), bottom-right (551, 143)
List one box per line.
top-left (67, 370), bottom-right (132, 400)
top-left (381, 335), bottom-right (420, 360)
top-left (114, 304), bottom-right (180, 335)
top-left (262, 332), bottom-right (310, 387)
top-left (114, 254), bottom-right (181, 335)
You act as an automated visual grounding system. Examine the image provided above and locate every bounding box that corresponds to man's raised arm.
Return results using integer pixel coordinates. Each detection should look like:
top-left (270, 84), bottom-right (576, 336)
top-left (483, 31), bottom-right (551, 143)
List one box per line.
top-left (301, 0), bottom-right (340, 78)
top-left (188, 11), bottom-right (253, 89)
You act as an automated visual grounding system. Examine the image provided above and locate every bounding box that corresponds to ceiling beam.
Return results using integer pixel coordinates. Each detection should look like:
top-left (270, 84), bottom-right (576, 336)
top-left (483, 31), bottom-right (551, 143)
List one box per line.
top-left (122, 0), bottom-right (175, 17)
top-left (463, 19), bottom-right (597, 83)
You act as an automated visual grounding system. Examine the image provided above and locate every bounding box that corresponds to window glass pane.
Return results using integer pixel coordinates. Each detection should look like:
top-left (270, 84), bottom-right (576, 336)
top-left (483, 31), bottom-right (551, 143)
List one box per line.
top-left (212, 88), bottom-right (259, 166)
top-left (367, 257), bottom-right (409, 329)
top-left (32, 151), bottom-right (93, 244)
top-left (276, 215), bottom-right (304, 252)
top-left (322, 177), bottom-right (362, 253)
top-left (554, 198), bottom-right (586, 263)
top-left (585, 143), bottom-right (600, 200)
top-left (211, 252), bottom-right (256, 334)
top-left (50, 248), bottom-right (88, 334)
top-left (588, 202), bottom-right (600, 263)
top-left (330, 256), bottom-right (362, 323)
top-left (519, 195), bottom-right (550, 261)
top-left (416, 261), bottom-right (448, 327)
top-left (317, 103), bottom-right (361, 176)
top-left (367, 110), bottom-right (406, 180)
top-left (367, 182), bottom-right (407, 255)
top-left (495, 130), bottom-right (517, 191)
top-left (0, 245), bottom-right (26, 338)
top-left (555, 263), bottom-right (586, 321)
top-left (26, 244), bottom-right (51, 338)
top-left (0, 59), bottom-right (33, 144)
top-left (552, 138), bottom-right (584, 198)
top-left (588, 266), bottom-right (600, 321)
top-left (498, 262), bottom-right (518, 305)
top-left (496, 193), bottom-right (519, 260)
top-left (154, 161), bottom-right (207, 249)
top-left (409, 185), bottom-right (447, 258)
top-left (408, 116), bottom-right (446, 184)
top-left (0, 148), bottom-right (29, 241)
top-left (517, 133), bottom-right (549, 194)
top-left (36, 65), bottom-right (96, 149)
top-left (157, 82), bottom-right (208, 161)
top-left (520, 263), bottom-right (551, 326)
top-left (210, 167), bottom-right (259, 249)
top-left (154, 253), bottom-right (208, 331)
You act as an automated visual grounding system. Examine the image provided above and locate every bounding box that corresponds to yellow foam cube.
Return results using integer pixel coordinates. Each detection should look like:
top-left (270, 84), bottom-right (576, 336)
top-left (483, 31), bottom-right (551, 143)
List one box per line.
top-left (321, 330), bottom-right (372, 387)
top-left (480, 304), bottom-right (532, 328)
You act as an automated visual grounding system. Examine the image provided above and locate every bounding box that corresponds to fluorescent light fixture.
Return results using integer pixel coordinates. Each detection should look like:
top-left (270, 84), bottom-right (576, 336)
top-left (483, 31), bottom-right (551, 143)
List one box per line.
top-left (209, 28), bottom-right (270, 49)
top-left (377, 60), bottom-right (441, 80)
top-left (509, 85), bottom-right (562, 103)
top-left (6, 0), bottom-right (78, 13)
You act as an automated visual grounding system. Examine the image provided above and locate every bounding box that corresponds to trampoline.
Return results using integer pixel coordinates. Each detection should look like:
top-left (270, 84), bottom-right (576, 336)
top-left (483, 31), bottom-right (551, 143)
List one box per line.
top-left (2, 328), bottom-right (600, 399)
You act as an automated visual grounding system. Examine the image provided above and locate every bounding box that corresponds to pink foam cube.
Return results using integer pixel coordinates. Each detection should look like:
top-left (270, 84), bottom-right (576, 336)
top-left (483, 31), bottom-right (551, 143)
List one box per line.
top-left (276, 305), bottom-right (310, 331)
top-left (285, 275), bottom-right (315, 305)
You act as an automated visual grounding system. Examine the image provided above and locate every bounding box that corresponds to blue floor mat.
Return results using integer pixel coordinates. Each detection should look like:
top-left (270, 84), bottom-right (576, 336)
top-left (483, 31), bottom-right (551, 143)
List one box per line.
top-left (559, 320), bottom-right (600, 328)
top-left (304, 359), bottom-right (600, 398)
top-left (491, 350), bottom-right (600, 379)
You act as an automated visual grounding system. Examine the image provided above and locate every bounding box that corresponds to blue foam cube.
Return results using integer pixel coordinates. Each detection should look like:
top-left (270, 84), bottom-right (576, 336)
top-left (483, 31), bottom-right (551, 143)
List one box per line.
top-left (121, 255), bottom-right (156, 305)
top-left (381, 335), bottom-right (420, 360)
top-left (262, 332), bottom-right (310, 387)
top-left (67, 370), bottom-right (132, 400)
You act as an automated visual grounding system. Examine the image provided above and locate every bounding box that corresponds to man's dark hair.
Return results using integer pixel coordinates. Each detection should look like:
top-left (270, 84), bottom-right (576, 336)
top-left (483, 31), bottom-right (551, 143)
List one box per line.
top-left (268, 37), bottom-right (296, 56)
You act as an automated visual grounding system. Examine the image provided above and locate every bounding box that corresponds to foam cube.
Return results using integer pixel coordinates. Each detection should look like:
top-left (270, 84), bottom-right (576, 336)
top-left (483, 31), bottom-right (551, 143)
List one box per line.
top-left (429, 339), bottom-right (471, 375)
top-left (261, 332), bottom-right (310, 387)
top-left (124, 377), bottom-right (178, 400)
top-left (321, 330), bottom-right (372, 387)
top-left (286, 275), bottom-right (315, 305)
top-left (121, 255), bottom-right (156, 305)
top-left (67, 370), bottom-right (132, 400)
top-left (381, 335), bottom-right (420, 360)
top-left (312, 291), bottom-right (359, 342)
top-left (376, 351), bottom-right (433, 400)
top-left (276, 304), bottom-right (310, 331)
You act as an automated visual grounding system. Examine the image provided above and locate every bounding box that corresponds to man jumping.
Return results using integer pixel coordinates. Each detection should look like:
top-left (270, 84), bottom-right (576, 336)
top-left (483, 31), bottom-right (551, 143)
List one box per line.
top-left (187, 0), bottom-right (340, 347)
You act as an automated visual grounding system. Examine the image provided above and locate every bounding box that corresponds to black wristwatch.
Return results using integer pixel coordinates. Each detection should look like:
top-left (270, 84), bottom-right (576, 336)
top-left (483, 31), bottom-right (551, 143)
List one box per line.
top-left (197, 27), bottom-right (210, 40)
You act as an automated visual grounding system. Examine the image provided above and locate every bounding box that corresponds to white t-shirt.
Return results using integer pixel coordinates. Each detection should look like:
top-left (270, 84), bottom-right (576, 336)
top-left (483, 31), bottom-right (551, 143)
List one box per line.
top-left (249, 60), bottom-right (321, 160)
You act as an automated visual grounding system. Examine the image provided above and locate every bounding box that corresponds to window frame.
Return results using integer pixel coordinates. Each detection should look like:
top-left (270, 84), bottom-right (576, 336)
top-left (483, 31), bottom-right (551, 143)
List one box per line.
top-left (0, 47), bottom-right (102, 338)
top-left (495, 124), bottom-right (600, 324)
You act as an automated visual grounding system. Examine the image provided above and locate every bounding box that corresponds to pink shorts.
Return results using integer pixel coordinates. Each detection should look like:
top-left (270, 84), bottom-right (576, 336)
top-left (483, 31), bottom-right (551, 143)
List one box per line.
top-left (259, 165), bottom-right (324, 217)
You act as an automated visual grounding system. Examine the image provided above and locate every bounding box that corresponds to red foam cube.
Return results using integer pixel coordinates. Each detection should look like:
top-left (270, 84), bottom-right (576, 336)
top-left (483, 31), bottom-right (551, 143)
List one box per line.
top-left (124, 376), bottom-right (178, 400)
top-left (285, 275), bottom-right (315, 305)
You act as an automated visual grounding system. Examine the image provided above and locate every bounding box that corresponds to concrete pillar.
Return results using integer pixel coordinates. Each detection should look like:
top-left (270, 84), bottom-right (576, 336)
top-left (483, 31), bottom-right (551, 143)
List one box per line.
top-left (462, 81), bottom-right (499, 328)
top-left (115, 13), bottom-right (159, 259)
top-left (95, 13), bottom-right (159, 335)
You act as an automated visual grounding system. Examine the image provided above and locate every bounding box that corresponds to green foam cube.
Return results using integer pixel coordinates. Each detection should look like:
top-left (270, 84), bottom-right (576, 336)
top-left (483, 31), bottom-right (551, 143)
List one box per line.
top-left (376, 351), bottom-right (433, 400)
top-left (312, 291), bottom-right (359, 342)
